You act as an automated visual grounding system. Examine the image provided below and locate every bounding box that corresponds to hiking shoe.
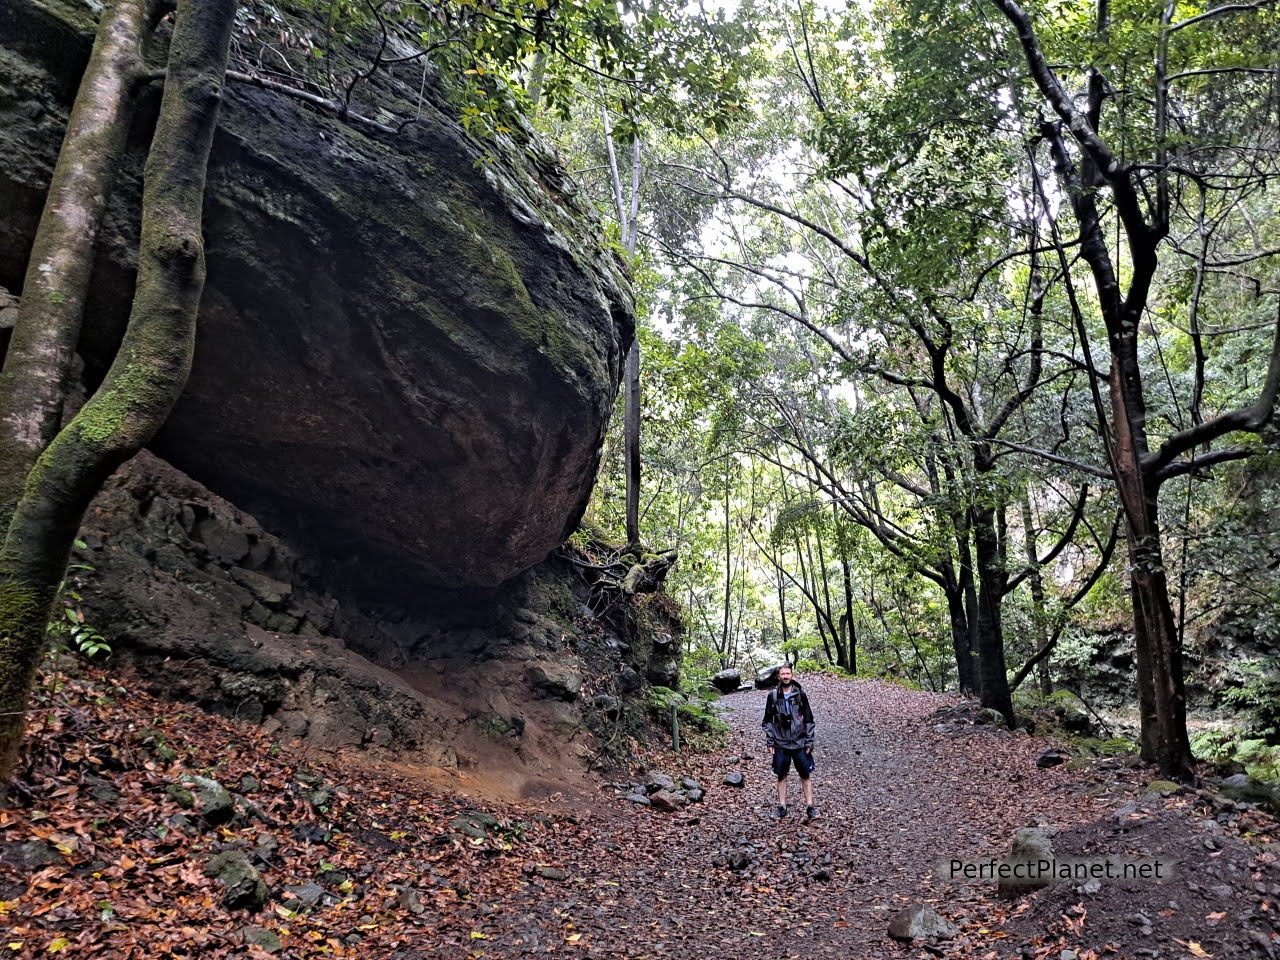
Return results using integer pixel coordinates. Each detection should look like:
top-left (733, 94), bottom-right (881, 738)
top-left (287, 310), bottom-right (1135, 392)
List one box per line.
top-left (775, 804), bottom-right (787, 819)
top-left (805, 805), bottom-right (817, 821)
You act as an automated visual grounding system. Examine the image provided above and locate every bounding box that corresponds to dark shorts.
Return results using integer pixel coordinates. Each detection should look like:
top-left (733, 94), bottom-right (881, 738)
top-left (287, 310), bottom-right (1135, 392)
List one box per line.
top-left (772, 747), bottom-right (814, 780)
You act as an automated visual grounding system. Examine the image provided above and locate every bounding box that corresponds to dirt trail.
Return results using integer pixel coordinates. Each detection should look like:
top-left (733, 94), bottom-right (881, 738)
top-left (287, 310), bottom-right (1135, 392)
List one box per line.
top-left (448, 676), bottom-right (1112, 958)
top-left (8, 670), bottom-right (1276, 959)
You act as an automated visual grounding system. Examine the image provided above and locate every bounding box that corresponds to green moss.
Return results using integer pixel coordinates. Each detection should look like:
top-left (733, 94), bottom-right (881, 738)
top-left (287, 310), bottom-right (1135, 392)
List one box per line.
top-left (74, 387), bottom-right (126, 443)
top-left (470, 711), bottom-right (520, 738)
top-left (32, 0), bottom-right (100, 33)
top-left (165, 783), bottom-right (195, 808)
top-left (526, 574), bottom-right (577, 621)
top-left (0, 579), bottom-right (53, 755)
top-left (0, 580), bottom-right (45, 630)
top-left (73, 346), bottom-right (172, 445)
top-left (336, 163), bottom-right (595, 383)
top-left (1095, 737), bottom-right (1139, 757)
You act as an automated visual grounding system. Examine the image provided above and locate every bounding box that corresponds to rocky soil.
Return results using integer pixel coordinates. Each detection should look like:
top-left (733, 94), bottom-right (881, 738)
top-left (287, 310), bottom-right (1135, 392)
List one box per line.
top-left (68, 452), bottom-right (681, 803)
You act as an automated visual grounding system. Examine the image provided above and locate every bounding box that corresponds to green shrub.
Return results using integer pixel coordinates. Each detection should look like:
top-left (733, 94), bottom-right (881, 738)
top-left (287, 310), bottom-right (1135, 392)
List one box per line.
top-left (46, 540), bottom-right (110, 660)
top-left (648, 686), bottom-right (687, 711)
top-left (1220, 657), bottom-right (1280, 740)
top-left (676, 700), bottom-right (728, 734)
top-left (1192, 729), bottom-right (1280, 782)
top-left (1054, 629), bottom-right (1108, 672)
top-left (647, 685), bottom-right (726, 734)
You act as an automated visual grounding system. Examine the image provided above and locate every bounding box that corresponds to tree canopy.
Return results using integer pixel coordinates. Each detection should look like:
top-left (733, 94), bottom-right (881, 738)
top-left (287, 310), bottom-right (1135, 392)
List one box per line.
top-left (579, 0), bottom-right (1280, 779)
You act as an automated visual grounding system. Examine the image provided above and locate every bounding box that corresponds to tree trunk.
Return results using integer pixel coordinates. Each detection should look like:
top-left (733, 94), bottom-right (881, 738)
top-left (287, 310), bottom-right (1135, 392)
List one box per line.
top-left (777, 563), bottom-right (789, 648)
top-left (840, 552), bottom-right (856, 674)
top-left (622, 134), bottom-right (642, 548)
top-left (993, 0), bottom-right (1210, 779)
top-left (601, 116), bottom-right (642, 549)
top-left (949, 487), bottom-right (982, 696)
top-left (1112, 395), bottom-right (1193, 774)
top-left (1019, 493), bottom-right (1053, 694)
top-left (972, 495), bottom-right (1015, 725)
top-left (803, 532), bottom-right (837, 662)
top-left (0, 0), bottom-right (160, 534)
top-left (624, 338), bottom-right (641, 547)
top-left (940, 562), bottom-right (977, 696)
top-left (721, 473), bottom-right (732, 658)
top-left (0, 0), bottom-right (238, 781)
top-left (813, 523), bottom-right (846, 667)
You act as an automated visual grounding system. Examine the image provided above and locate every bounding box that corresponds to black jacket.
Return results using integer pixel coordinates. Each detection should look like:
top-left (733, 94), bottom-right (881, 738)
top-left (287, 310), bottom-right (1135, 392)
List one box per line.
top-left (762, 682), bottom-right (815, 750)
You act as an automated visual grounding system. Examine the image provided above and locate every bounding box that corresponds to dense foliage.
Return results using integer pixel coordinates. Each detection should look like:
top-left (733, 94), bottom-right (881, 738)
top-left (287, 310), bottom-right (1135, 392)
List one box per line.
top-left (566, 0), bottom-right (1280, 776)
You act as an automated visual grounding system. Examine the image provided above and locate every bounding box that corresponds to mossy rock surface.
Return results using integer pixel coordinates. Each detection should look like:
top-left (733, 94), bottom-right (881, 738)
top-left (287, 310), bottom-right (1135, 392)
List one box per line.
top-left (0, 0), bottom-right (633, 595)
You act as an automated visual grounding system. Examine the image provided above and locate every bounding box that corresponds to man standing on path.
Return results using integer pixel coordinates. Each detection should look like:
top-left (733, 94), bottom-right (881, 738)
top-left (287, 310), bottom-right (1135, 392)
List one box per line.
top-left (762, 664), bottom-right (816, 820)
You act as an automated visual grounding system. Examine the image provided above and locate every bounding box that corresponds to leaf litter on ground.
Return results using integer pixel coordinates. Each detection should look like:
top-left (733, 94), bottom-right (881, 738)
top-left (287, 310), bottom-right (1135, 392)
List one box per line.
top-left (1, 669), bottom-right (1277, 959)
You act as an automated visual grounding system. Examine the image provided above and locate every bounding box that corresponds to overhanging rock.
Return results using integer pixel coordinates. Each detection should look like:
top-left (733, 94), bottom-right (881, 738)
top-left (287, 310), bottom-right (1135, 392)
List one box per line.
top-left (0, 0), bottom-right (633, 593)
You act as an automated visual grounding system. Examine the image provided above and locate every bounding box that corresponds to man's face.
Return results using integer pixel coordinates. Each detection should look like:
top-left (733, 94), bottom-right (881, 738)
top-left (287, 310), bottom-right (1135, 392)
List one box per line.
top-left (778, 666), bottom-right (793, 686)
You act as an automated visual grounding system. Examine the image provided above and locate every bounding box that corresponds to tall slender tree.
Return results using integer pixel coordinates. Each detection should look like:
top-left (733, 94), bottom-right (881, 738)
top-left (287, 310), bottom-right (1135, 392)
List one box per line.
top-left (989, 0), bottom-right (1280, 776)
top-left (0, 0), bottom-right (239, 781)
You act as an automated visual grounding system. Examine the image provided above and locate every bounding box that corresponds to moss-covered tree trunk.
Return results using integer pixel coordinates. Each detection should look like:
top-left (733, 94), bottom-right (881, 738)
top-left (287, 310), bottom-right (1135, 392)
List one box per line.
top-left (0, 0), bottom-right (161, 535)
top-left (0, 0), bottom-right (238, 783)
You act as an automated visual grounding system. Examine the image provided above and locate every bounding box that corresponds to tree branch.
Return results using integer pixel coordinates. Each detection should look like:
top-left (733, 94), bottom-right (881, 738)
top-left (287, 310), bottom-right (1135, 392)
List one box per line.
top-left (1156, 446), bottom-right (1260, 481)
top-left (989, 0), bottom-right (1156, 247)
top-left (226, 70), bottom-right (398, 134)
top-left (1008, 509), bottom-right (1122, 692)
top-left (988, 438), bottom-right (1113, 479)
top-left (1169, 0), bottom-right (1277, 32)
top-left (1004, 484), bottom-right (1089, 594)
top-left (1142, 308), bottom-right (1280, 476)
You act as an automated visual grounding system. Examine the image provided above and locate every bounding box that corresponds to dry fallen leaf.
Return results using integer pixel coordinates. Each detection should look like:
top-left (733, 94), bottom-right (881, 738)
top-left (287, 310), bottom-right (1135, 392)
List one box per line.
top-left (1174, 939), bottom-right (1212, 958)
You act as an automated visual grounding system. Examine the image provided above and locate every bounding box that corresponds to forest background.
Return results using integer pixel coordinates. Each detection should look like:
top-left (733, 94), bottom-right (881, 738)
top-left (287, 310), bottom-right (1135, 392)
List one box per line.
top-left (2, 0), bottom-right (1279, 788)
top-left (533, 0), bottom-right (1280, 783)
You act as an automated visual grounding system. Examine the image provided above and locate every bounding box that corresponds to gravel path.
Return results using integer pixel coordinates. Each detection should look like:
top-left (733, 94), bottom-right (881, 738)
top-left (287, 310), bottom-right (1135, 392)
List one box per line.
top-left (449, 675), bottom-right (1109, 958)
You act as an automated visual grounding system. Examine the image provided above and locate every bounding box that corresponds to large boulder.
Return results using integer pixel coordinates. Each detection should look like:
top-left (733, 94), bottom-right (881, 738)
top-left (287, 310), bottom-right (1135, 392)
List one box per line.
top-left (0, 0), bottom-right (632, 595)
top-left (710, 669), bottom-right (741, 693)
top-left (756, 664), bottom-right (785, 689)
